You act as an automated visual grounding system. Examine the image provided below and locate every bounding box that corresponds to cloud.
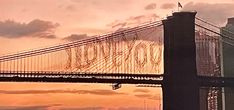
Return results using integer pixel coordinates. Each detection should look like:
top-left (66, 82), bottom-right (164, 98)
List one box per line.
top-left (65, 5), bottom-right (76, 11)
top-left (0, 106), bottom-right (47, 110)
top-left (63, 34), bottom-right (90, 41)
top-left (0, 105), bottom-right (157, 110)
top-left (61, 106), bottom-right (156, 110)
top-left (135, 94), bottom-right (152, 98)
top-left (70, 0), bottom-right (134, 9)
top-left (107, 20), bottom-right (127, 29)
top-left (134, 93), bottom-right (161, 100)
top-left (148, 95), bottom-right (161, 100)
top-left (0, 19), bottom-right (59, 39)
top-left (160, 3), bottom-right (175, 10)
top-left (0, 104), bottom-right (61, 110)
top-left (0, 89), bottom-right (127, 96)
top-left (114, 27), bottom-right (129, 32)
top-left (72, 27), bottom-right (108, 35)
top-left (13, 106), bottom-right (157, 110)
top-left (125, 13), bottom-right (159, 24)
top-left (108, 107), bottom-right (156, 110)
top-left (144, 3), bottom-right (157, 10)
top-left (107, 13), bottom-right (159, 29)
top-left (61, 107), bottom-right (104, 110)
top-left (133, 89), bottom-right (150, 93)
top-left (183, 2), bottom-right (234, 25)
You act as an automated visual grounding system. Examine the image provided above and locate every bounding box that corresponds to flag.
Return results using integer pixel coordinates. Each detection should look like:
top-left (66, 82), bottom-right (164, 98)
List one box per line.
top-left (178, 2), bottom-right (183, 8)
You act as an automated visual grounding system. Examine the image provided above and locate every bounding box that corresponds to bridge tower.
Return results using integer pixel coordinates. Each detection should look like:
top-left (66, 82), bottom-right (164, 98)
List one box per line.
top-left (162, 12), bottom-right (200, 110)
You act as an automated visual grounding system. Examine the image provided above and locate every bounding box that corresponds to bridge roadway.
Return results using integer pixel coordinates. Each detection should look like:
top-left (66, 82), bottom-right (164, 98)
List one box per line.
top-left (0, 71), bottom-right (163, 84)
top-left (198, 76), bottom-right (234, 87)
top-left (0, 71), bottom-right (234, 87)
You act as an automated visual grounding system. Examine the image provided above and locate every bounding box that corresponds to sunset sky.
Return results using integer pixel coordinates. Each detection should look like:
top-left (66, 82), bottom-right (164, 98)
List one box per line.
top-left (0, 0), bottom-right (234, 110)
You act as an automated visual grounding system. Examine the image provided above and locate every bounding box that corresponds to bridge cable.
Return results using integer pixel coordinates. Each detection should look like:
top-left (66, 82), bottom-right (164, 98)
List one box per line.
top-left (195, 23), bottom-right (234, 46)
top-left (0, 21), bottom-right (162, 59)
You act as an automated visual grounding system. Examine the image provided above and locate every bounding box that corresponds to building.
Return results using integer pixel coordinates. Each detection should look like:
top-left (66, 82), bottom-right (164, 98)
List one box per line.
top-left (221, 17), bottom-right (234, 110)
top-left (195, 30), bottom-right (222, 110)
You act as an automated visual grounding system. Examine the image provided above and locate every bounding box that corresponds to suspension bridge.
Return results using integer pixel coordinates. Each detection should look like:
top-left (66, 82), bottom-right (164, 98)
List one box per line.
top-left (0, 11), bottom-right (234, 110)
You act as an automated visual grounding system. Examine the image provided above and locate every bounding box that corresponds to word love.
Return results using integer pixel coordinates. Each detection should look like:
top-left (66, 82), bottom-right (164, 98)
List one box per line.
top-left (65, 35), bottom-right (163, 72)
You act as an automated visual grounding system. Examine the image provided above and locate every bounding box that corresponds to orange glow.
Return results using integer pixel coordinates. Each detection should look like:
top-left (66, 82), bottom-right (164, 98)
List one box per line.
top-left (1, 0), bottom-right (234, 110)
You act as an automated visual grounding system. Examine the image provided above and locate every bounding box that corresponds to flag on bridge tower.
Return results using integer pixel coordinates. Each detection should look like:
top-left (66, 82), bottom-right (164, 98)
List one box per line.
top-left (178, 2), bottom-right (183, 8)
top-left (178, 2), bottom-right (183, 11)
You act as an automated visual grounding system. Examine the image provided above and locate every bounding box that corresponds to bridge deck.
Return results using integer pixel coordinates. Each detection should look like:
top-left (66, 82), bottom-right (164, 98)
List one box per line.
top-left (0, 72), bottom-right (163, 84)
top-left (198, 76), bottom-right (234, 87)
top-left (1, 72), bottom-right (234, 87)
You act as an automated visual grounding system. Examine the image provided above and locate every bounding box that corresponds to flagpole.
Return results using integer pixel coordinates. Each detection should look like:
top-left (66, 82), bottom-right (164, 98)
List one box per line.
top-left (178, 2), bottom-right (182, 12)
top-left (178, 1), bottom-right (179, 12)
top-left (178, 5), bottom-right (179, 12)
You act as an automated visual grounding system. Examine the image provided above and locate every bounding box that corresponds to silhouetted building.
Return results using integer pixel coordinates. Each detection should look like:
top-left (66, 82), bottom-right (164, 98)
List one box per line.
top-left (221, 17), bottom-right (234, 110)
top-left (195, 31), bottom-right (222, 110)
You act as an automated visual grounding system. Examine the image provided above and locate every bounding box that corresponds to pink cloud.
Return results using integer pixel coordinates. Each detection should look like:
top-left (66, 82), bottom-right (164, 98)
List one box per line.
top-left (0, 19), bottom-right (59, 39)
top-left (145, 3), bottom-right (157, 10)
top-left (160, 3), bottom-right (175, 9)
